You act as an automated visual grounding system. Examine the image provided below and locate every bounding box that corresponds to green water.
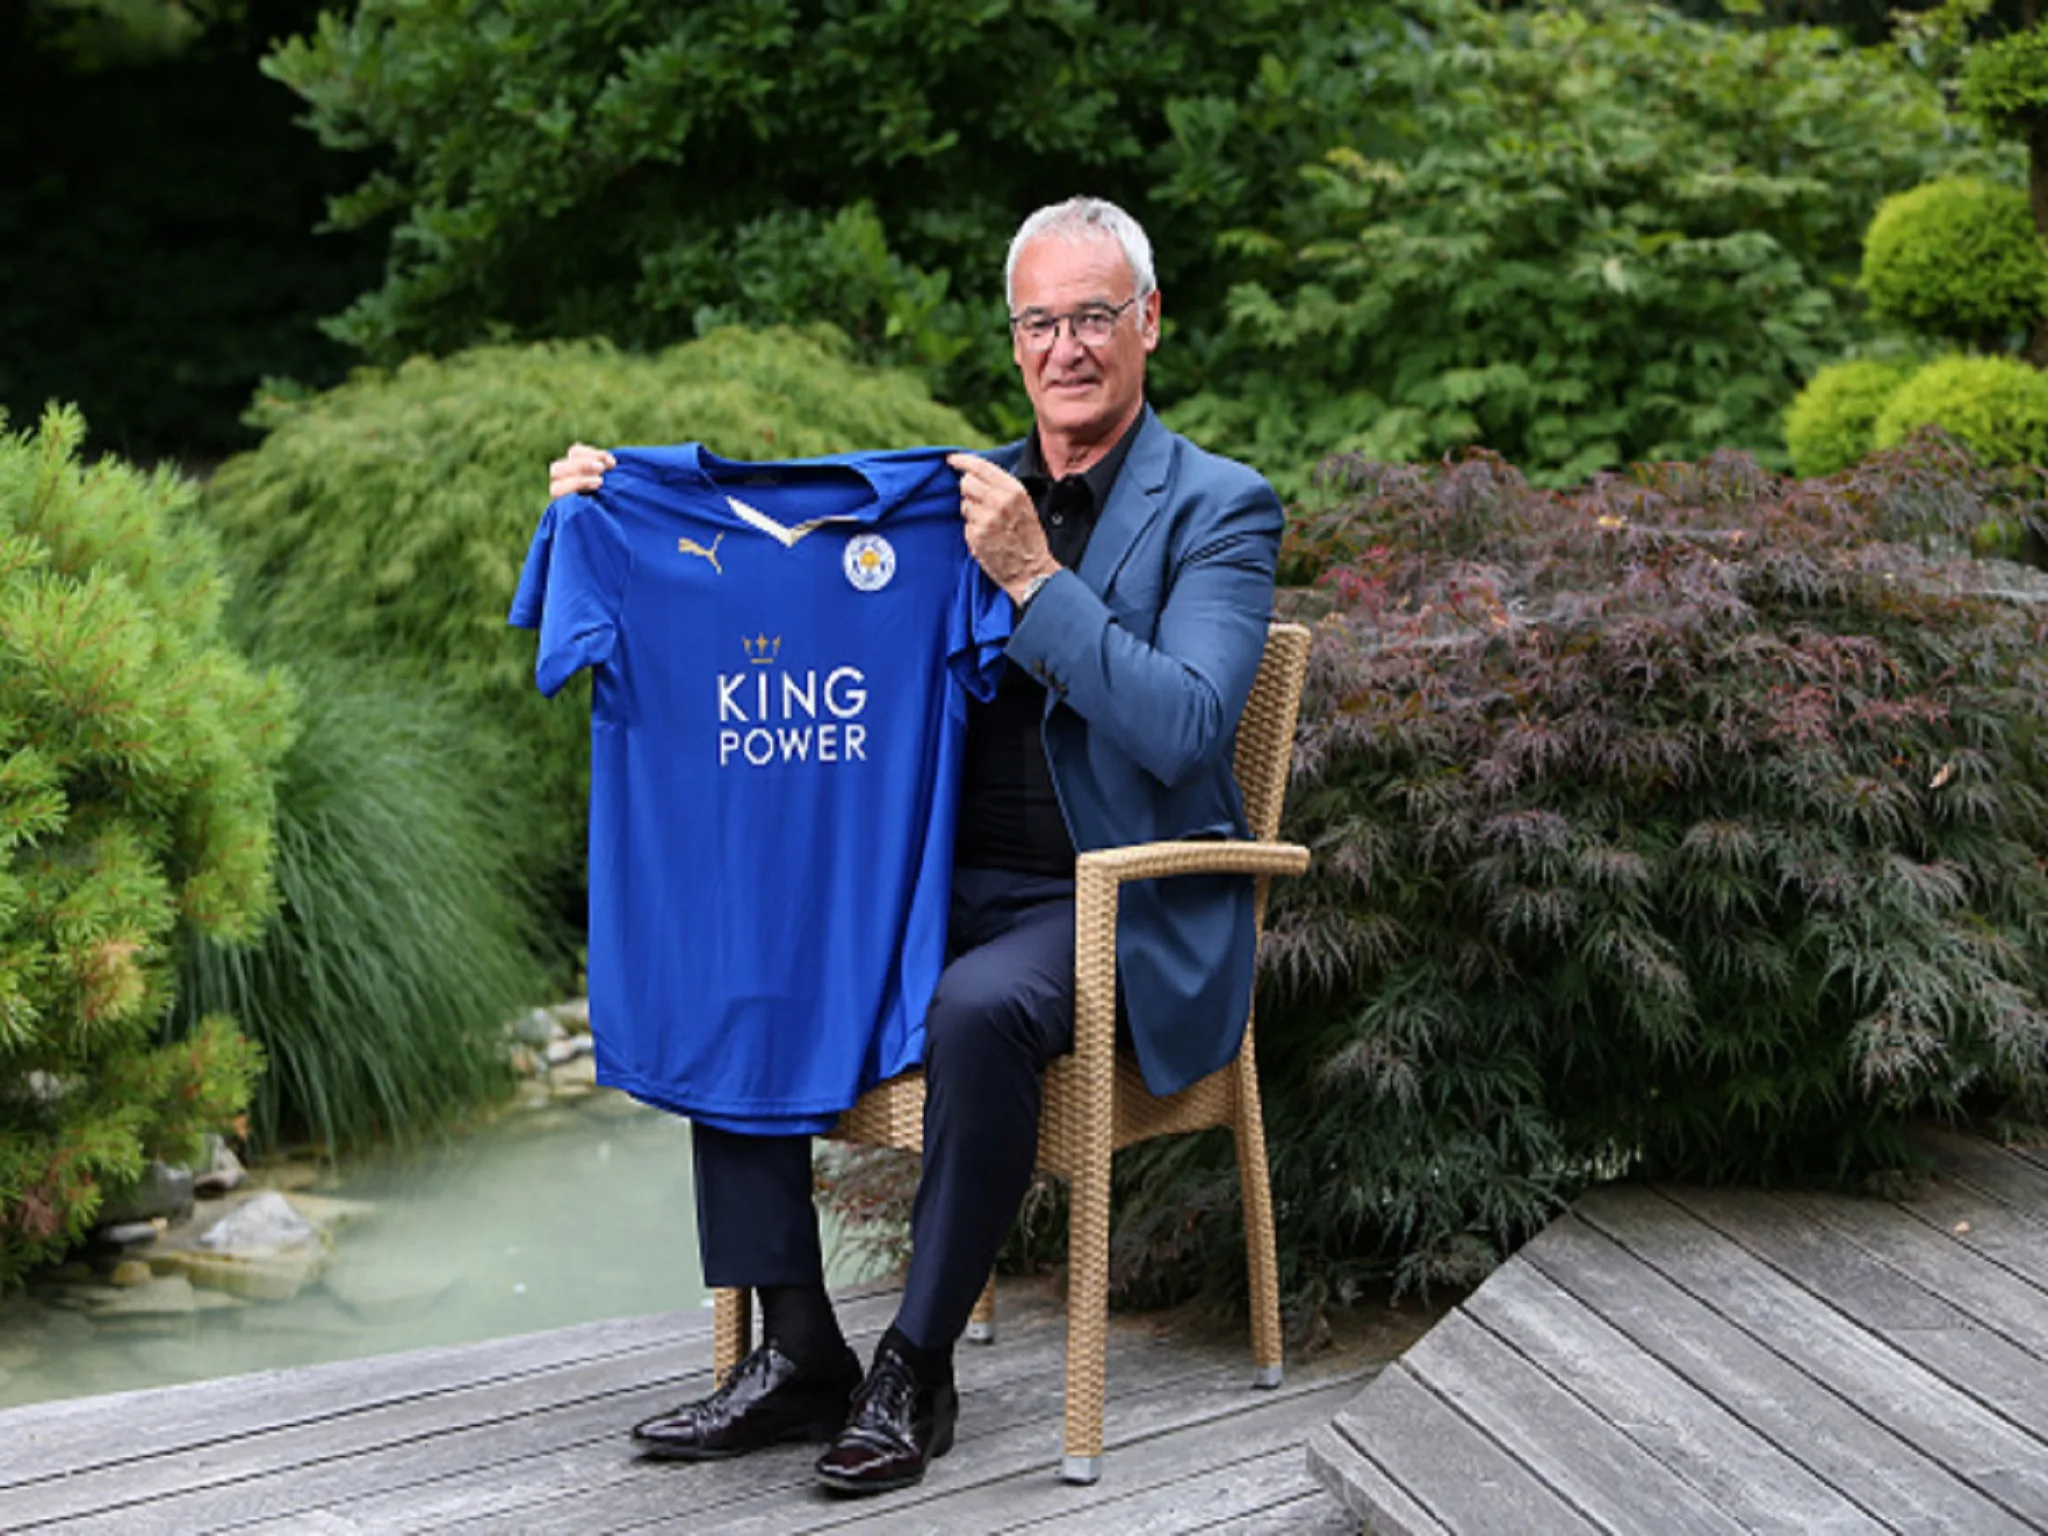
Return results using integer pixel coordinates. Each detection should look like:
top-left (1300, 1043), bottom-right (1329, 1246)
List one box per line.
top-left (0, 1088), bottom-right (868, 1412)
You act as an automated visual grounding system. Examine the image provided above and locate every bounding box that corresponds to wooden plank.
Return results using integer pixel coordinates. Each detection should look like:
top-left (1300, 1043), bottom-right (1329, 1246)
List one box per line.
top-left (52, 1298), bottom-right (1121, 1536)
top-left (1327, 1366), bottom-right (1598, 1535)
top-left (459, 1351), bottom-right (1363, 1535)
top-left (1913, 1128), bottom-right (2048, 1216)
top-left (2007, 1135), bottom-right (2048, 1176)
top-left (1576, 1185), bottom-right (2048, 1528)
top-left (1464, 1258), bottom-right (1885, 1533)
top-left (1400, 1309), bottom-right (1746, 1535)
top-left (1178, 1489), bottom-right (1361, 1535)
top-left (1304, 1423), bottom-right (1451, 1536)
top-left (0, 1307), bottom-right (714, 1487)
top-left (859, 1386), bottom-right (1354, 1536)
top-left (1895, 1172), bottom-right (2048, 1293)
top-left (204, 1305), bottom-right (1266, 1536)
top-left (1772, 1188), bottom-right (2048, 1361)
top-left (1663, 1185), bottom-right (2048, 1441)
top-left (1522, 1211), bottom-right (2032, 1536)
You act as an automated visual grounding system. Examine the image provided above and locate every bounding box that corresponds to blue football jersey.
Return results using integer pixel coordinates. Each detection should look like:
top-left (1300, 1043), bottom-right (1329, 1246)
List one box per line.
top-left (510, 443), bottom-right (1009, 1134)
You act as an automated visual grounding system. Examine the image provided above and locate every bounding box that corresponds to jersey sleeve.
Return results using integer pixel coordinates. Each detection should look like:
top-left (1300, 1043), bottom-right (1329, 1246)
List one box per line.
top-left (507, 496), bottom-right (633, 697)
top-left (947, 559), bottom-right (1012, 703)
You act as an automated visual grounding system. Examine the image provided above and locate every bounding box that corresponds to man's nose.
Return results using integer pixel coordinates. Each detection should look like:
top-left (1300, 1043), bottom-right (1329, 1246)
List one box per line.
top-left (1048, 323), bottom-right (1090, 365)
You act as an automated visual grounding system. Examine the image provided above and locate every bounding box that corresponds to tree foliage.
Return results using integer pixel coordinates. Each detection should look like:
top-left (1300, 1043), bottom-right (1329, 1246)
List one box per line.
top-left (0, 405), bottom-right (293, 1285)
top-left (1118, 442), bottom-right (2048, 1311)
top-left (0, 0), bottom-right (379, 464)
top-left (1167, 0), bottom-right (1980, 490)
top-left (261, 0), bottom-right (1330, 435)
top-left (200, 326), bottom-right (981, 900)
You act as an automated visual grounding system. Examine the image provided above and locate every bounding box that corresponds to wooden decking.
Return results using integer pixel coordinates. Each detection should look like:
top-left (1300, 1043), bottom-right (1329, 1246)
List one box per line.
top-left (0, 1273), bottom-right (1418, 1534)
top-left (1310, 1127), bottom-right (2048, 1534)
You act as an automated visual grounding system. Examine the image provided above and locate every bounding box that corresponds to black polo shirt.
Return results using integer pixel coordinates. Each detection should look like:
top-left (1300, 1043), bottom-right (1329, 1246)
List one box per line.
top-left (953, 413), bottom-right (1143, 875)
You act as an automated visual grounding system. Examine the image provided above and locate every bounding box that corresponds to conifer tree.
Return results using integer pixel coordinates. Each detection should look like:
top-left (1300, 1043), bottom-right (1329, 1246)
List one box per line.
top-left (0, 405), bottom-right (292, 1286)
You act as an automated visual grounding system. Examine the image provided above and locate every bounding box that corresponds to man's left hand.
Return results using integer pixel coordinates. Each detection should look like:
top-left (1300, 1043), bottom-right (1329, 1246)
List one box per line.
top-left (950, 454), bottom-right (1060, 605)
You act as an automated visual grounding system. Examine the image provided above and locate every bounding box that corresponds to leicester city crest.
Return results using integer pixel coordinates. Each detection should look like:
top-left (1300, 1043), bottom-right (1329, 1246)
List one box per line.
top-left (843, 533), bottom-right (896, 593)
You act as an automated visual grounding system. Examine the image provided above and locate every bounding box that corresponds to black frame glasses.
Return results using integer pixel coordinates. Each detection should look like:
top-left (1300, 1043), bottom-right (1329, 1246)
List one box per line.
top-left (1007, 296), bottom-right (1139, 352)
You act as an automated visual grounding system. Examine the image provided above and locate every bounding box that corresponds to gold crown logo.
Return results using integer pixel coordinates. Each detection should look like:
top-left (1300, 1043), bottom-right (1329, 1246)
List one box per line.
top-left (743, 633), bottom-right (781, 665)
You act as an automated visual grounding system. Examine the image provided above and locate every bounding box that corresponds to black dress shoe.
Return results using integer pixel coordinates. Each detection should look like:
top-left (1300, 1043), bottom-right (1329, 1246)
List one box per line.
top-left (814, 1339), bottom-right (959, 1494)
top-left (632, 1341), bottom-right (861, 1461)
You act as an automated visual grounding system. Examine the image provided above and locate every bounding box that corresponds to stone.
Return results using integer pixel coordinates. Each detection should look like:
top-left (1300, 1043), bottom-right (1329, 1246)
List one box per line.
top-left (323, 1262), bottom-right (460, 1323)
top-left (108, 1259), bottom-right (154, 1287)
top-left (154, 1244), bottom-right (329, 1303)
top-left (96, 1161), bottom-right (195, 1225)
top-left (549, 1053), bottom-right (599, 1091)
top-left (513, 1079), bottom-right (553, 1110)
top-left (509, 1007), bottom-right (559, 1047)
top-left (200, 1191), bottom-right (318, 1256)
top-left (281, 1192), bottom-right (376, 1233)
top-left (549, 997), bottom-right (591, 1033)
top-left (96, 1220), bottom-right (161, 1248)
top-left (91, 1276), bottom-right (199, 1336)
top-left (192, 1135), bottom-right (246, 1197)
top-left (507, 1044), bottom-right (540, 1077)
top-left (544, 1035), bottom-right (592, 1066)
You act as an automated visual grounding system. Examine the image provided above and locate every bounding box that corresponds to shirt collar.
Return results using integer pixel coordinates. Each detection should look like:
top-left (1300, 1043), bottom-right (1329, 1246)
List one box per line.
top-left (1017, 407), bottom-right (1145, 513)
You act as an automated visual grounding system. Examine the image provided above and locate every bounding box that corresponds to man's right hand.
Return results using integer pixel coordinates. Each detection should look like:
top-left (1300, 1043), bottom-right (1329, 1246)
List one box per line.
top-left (549, 442), bottom-right (616, 500)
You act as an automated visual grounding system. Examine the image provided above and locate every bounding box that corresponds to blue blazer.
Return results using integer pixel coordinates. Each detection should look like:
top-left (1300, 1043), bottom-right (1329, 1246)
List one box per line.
top-left (989, 407), bottom-right (1284, 1097)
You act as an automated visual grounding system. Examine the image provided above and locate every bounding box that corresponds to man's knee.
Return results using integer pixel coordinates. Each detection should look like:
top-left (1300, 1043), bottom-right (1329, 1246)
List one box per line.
top-left (924, 970), bottom-right (1068, 1077)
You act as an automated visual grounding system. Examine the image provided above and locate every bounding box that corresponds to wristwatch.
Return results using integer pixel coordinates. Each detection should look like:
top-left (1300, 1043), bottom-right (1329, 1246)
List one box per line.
top-left (1017, 571), bottom-right (1055, 611)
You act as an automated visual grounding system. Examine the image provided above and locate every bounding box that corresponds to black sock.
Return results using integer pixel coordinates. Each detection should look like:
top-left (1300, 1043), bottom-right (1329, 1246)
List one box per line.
top-left (880, 1323), bottom-right (954, 1389)
top-left (758, 1284), bottom-right (848, 1373)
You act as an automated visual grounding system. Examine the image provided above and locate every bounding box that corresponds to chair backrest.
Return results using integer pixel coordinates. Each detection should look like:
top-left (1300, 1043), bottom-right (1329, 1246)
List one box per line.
top-left (1232, 622), bottom-right (1312, 843)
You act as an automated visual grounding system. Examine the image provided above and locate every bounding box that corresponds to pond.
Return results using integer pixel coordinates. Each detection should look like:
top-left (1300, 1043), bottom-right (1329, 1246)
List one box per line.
top-left (0, 1087), bottom-right (874, 1412)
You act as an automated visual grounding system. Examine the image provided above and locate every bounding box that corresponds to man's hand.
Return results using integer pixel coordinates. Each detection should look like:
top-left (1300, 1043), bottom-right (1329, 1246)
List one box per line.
top-left (549, 442), bottom-right (616, 500)
top-left (949, 454), bottom-right (1060, 606)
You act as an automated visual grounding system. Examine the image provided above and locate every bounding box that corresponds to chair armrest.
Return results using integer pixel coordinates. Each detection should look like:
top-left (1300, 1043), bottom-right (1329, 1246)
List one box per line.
top-left (1074, 839), bottom-right (1311, 886)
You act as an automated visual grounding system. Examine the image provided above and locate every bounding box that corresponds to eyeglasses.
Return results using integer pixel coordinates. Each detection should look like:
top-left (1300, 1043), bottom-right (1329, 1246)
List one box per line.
top-left (1008, 297), bottom-right (1139, 352)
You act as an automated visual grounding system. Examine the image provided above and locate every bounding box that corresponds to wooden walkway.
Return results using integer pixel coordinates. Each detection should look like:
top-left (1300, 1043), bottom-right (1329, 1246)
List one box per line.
top-left (1310, 1127), bottom-right (2048, 1534)
top-left (0, 1273), bottom-right (1419, 1534)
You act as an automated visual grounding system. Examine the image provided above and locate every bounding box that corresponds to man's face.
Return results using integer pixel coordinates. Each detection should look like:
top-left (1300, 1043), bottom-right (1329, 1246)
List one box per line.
top-left (1009, 233), bottom-right (1160, 455)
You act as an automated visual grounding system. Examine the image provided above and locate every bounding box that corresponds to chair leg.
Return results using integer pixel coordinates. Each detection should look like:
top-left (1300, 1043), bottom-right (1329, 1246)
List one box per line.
top-left (965, 1271), bottom-right (997, 1344)
top-left (713, 1286), bottom-right (750, 1377)
top-left (1061, 1150), bottom-right (1113, 1484)
top-left (1234, 1055), bottom-right (1284, 1389)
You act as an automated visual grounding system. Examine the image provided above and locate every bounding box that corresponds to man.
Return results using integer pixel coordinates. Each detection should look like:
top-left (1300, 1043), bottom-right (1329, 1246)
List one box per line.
top-left (547, 196), bottom-right (1283, 1494)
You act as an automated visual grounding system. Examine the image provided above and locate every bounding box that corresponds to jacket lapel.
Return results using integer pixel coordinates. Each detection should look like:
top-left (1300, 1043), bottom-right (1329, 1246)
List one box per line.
top-left (1076, 406), bottom-right (1170, 598)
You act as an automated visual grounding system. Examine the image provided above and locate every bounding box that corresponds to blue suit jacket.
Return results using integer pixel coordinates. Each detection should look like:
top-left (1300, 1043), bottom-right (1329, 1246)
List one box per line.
top-left (988, 407), bottom-right (1284, 1097)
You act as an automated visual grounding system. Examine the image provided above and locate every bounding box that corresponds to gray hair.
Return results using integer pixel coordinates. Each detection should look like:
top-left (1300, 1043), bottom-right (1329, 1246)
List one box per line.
top-left (1004, 197), bottom-right (1156, 311)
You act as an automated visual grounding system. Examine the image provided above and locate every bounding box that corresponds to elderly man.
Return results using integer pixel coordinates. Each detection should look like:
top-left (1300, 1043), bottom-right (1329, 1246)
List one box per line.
top-left (547, 196), bottom-right (1282, 1494)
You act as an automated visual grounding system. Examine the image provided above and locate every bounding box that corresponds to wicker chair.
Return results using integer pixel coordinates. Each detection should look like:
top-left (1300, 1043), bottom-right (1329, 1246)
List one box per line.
top-left (713, 620), bottom-right (1313, 1484)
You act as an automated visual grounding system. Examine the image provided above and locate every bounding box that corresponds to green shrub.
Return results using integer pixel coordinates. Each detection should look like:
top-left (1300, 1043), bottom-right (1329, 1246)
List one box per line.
top-left (0, 405), bottom-right (293, 1286)
top-left (1862, 178), bottom-right (2048, 350)
top-left (1873, 353), bottom-right (2048, 466)
top-left (1119, 446), bottom-right (2048, 1317)
top-left (176, 663), bottom-right (547, 1153)
top-left (1783, 358), bottom-right (1916, 477)
top-left (202, 326), bottom-right (981, 898)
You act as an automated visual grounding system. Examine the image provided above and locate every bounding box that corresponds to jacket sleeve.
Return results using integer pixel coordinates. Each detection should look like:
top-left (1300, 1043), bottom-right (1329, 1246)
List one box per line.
top-left (1004, 470), bottom-right (1283, 788)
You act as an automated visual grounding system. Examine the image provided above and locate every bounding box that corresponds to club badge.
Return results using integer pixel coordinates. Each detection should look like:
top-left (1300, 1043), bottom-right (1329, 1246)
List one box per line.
top-left (843, 533), bottom-right (896, 592)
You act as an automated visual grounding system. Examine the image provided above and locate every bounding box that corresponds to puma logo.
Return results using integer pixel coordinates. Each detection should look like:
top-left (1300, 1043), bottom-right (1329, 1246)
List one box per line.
top-left (678, 533), bottom-right (724, 574)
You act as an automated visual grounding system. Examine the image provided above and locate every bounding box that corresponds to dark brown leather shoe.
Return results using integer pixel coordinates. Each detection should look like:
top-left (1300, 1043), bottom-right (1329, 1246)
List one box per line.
top-left (632, 1341), bottom-right (861, 1461)
top-left (814, 1340), bottom-right (959, 1494)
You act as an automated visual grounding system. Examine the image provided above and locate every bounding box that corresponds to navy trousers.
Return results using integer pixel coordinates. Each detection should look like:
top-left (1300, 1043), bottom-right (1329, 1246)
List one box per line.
top-left (691, 866), bottom-right (1077, 1352)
